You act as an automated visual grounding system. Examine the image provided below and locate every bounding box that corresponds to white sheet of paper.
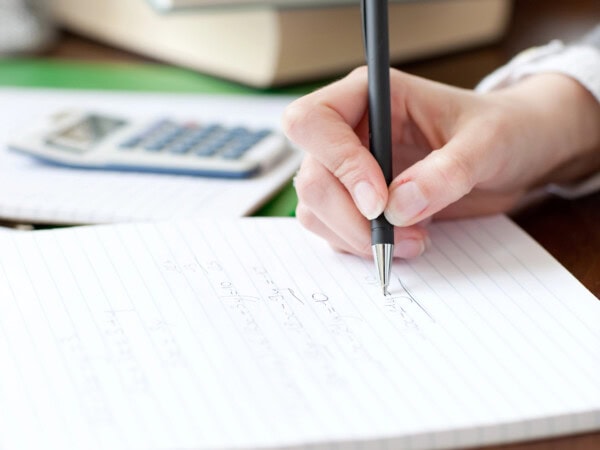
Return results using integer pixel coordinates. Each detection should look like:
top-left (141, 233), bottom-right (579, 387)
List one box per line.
top-left (0, 88), bottom-right (301, 224)
top-left (0, 215), bottom-right (599, 450)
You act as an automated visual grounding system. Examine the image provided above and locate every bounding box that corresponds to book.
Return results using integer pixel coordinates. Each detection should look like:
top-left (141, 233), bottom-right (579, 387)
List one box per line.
top-left (0, 215), bottom-right (599, 449)
top-left (148, 0), bottom-right (456, 10)
top-left (50, 0), bottom-right (512, 87)
top-left (148, 0), bottom-right (356, 10)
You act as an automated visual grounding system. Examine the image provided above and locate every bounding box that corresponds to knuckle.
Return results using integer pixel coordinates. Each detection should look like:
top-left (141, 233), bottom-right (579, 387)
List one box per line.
top-left (293, 162), bottom-right (329, 206)
top-left (330, 150), bottom-right (365, 187)
top-left (433, 149), bottom-right (476, 195)
top-left (282, 99), bottom-right (310, 142)
top-left (348, 65), bottom-right (368, 79)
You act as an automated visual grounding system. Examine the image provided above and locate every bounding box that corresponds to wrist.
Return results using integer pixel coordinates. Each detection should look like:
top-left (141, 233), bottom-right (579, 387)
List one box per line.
top-left (491, 74), bottom-right (600, 186)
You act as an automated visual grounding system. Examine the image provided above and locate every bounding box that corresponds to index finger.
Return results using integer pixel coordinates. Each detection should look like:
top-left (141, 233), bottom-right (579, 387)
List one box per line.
top-left (282, 67), bottom-right (388, 220)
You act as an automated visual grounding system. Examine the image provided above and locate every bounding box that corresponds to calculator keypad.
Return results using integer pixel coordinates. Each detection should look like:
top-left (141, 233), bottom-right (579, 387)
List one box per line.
top-left (118, 121), bottom-right (271, 160)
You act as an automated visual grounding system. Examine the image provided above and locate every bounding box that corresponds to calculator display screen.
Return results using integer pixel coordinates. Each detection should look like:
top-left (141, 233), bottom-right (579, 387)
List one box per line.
top-left (47, 115), bottom-right (126, 153)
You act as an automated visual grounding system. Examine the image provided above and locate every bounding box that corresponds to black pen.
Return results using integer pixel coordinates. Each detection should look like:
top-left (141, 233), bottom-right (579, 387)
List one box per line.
top-left (361, 0), bottom-right (394, 296)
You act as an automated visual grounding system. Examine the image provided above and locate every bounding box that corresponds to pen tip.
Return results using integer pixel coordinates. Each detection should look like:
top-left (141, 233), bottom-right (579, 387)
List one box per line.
top-left (373, 243), bottom-right (394, 298)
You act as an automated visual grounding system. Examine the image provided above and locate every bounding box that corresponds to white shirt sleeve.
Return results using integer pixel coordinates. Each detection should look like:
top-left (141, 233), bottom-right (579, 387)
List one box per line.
top-left (476, 25), bottom-right (600, 200)
top-left (476, 25), bottom-right (600, 103)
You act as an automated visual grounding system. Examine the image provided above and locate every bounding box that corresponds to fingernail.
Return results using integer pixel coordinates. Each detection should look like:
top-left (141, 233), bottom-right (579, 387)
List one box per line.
top-left (385, 181), bottom-right (429, 226)
top-left (394, 239), bottom-right (426, 259)
top-left (353, 181), bottom-right (384, 220)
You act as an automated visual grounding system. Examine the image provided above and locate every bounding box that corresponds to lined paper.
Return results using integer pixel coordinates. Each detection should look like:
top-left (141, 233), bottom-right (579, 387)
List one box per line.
top-left (0, 215), bottom-right (599, 450)
top-left (0, 88), bottom-right (300, 224)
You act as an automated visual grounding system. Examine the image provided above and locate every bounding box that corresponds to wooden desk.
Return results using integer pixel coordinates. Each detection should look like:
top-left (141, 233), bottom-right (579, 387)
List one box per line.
top-left (46, 1), bottom-right (599, 448)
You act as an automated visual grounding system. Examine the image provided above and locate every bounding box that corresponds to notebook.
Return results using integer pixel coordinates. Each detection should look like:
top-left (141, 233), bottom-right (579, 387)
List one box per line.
top-left (0, 88), bottom-right (301, 225)
top-left (0, 215), bottom-right (598, 450)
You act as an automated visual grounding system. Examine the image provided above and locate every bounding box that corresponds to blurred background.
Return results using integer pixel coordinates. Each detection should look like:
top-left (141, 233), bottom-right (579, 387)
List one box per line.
top-left (0, 0), bottom-right (597, 89)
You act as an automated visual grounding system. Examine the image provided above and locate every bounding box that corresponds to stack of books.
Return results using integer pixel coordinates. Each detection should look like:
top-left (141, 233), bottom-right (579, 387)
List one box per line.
top-left (50, 0), bottom-right (512, 87)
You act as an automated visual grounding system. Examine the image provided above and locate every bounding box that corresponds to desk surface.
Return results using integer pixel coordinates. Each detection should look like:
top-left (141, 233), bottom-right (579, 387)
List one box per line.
top-left (12, 0), bottom-right (600, 448)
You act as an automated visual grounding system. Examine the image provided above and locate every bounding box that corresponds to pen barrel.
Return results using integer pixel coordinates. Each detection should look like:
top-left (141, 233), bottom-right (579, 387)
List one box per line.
top-left (364, 0), bottom-right (394, 247)
top-left (365, 0), bottom-right (392, 185)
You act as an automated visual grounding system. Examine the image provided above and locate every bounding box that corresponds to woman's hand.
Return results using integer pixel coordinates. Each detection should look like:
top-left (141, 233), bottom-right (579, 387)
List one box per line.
top-left (282, 67), bottom-right (600, 258)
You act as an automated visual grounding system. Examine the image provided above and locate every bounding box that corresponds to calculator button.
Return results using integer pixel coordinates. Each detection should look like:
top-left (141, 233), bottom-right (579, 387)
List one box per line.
top-left (244, 130), bottom-right (269, 145)
top-left (160, 127), bottom-right (186, 143)
top-left (228, 126), bottom-right (250, 136)
top-left (168, 140), bottom-right (196, 154)
top-left (144, 126), bottom-right (187, 151)
top-left (252, 129), bottom-right (271, 142)
top-left (195, 142), bottom-right (222, 157)
top-left (119, 136), bottom-right (143, 149)
top-left (144, 120), bottom-right (174, 135)
top-left (144, 141), bottom-right (168, 152)
top-left (220, 148), bottom-right (247, 159)
top-left (118, 120), bottom-right (169, 150)
top-left (220, 138), bottom-right (253, 157)
top-left (237, 130), bottom-right (270, 149)
top-left (199, 142), bottom-right (224, 153)
top-left (189, 125), bottom-right (220, 142)
top-left (234, 142), bottom-right (254, 152)
top-left (193, 133), bottom-right (233, 156)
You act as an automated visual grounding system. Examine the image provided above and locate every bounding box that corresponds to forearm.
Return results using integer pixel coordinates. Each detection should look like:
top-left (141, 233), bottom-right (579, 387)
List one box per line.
top-left (489, 73), bottom-right (600, 188)
top-left (474, 24), bottom-right (600, 191)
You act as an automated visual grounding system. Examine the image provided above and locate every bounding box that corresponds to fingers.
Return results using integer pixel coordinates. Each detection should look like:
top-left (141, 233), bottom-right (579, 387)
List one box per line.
top-left (297, 207), bottom-right (429, 259)
top-left (294, 156), bottom-right (372, 255)
top-left (295, 156), bottom-right (429, 259)
top-left (283, 67), bottom-right (388, 220)
top-left (384, 128), bottom-right (495, 227)
top-left (287, 65), bottom-right (527, 235)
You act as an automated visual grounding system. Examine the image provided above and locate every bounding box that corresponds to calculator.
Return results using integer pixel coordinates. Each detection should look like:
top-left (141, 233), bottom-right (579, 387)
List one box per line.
top-left (8, 110), bottom-right (292, 178)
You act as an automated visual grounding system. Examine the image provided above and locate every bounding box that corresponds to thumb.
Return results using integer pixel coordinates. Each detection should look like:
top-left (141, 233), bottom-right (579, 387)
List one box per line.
top-left (384, 139), bottom-right (482, 226)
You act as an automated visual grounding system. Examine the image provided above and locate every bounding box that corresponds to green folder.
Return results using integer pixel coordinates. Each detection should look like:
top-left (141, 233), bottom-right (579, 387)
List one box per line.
top-left (0, 58), bottom-right (320, 217)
